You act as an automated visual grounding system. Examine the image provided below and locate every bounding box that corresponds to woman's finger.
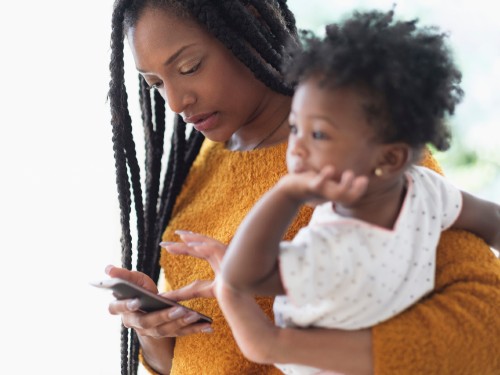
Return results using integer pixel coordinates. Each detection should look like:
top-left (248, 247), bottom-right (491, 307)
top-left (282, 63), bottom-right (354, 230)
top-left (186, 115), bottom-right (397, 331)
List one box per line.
top-left (175, 230), bottom-right (224, 246)
top-left (105, 265), bottom-right (158, 292)
top-left (160, 241), bottom-right (200, 257)
top-left (108, 299), bottom-right (141, 315)
top-left (161, 280), bottom-right (215, 301)
top-left (141, 319), bottom-right (213, 338)
top-left (162, 231), bottom-right (227, 273)
top-left (121, 307), bottom-right (212, 337)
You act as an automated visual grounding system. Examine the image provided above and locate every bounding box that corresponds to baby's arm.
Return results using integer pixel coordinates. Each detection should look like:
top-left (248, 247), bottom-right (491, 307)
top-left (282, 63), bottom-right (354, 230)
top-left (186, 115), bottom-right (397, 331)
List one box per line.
top-left (221, 167), bottom-right (368, 295)
top-left (221, 176), bottom-right (304, 295)
top-left (453, 191), bottom-right (500, 250)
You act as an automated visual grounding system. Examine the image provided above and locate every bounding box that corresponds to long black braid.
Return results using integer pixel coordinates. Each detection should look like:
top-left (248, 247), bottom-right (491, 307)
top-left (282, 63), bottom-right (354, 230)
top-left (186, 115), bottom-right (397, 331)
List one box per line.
top-left (218, 2), bottom-right (285, 72)
top-left (108, 1), bottom-right (299, 373)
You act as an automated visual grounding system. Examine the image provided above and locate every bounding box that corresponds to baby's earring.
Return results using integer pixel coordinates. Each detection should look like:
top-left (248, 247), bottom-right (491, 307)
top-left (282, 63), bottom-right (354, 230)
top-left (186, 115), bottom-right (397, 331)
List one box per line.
top-left (374, 168), bottom-right (383, 177)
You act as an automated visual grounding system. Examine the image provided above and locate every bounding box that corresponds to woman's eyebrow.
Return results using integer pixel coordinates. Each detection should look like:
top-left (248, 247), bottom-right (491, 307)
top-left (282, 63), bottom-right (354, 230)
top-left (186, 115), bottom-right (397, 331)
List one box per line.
top-left (163, 44), bottom-right (197, 67)
top-left (137, 44), bottom-right (196, 73)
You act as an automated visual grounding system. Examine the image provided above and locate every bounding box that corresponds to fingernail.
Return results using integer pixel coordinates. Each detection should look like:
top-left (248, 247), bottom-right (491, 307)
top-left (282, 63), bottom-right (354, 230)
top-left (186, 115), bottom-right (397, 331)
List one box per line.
top-left (159, 241), bottom-right (176, 248)
top-left (168, 307), bottom-right (186, 319)
top-left (175, 230), bottom-right (194, 235)
top-left (201, 326), bottom-right (213, 333)
top-left (104, 265), bottom-right (114, 275)
top-left (184, 312), bottom-right (200, 324)
top-left (127, 299), bottom-right (141, 311)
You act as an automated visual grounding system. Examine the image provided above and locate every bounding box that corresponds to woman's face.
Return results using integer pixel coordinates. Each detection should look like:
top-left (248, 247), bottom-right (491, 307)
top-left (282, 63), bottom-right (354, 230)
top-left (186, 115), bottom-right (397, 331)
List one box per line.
top-left (127, 6), bottom-right (273, 143)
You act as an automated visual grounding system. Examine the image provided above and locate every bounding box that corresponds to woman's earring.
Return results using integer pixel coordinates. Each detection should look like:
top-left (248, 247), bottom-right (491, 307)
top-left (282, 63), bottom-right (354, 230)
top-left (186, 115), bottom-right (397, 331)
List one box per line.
top-left (374, 168), bottom-right (383, 177)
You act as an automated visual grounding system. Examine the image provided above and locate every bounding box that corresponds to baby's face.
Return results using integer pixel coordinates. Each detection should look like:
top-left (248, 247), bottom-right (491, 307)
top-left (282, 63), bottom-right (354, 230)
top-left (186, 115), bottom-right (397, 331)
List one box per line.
top-left (286, 77), bottom-right (382, 180)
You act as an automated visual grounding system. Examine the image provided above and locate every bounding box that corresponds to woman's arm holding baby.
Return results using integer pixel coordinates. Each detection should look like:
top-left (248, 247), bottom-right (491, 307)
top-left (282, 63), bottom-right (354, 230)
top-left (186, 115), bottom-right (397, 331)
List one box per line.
top-left (216, 279), bottom-right (372, 375)
top-left (454, 191), bottom-right (500, 250)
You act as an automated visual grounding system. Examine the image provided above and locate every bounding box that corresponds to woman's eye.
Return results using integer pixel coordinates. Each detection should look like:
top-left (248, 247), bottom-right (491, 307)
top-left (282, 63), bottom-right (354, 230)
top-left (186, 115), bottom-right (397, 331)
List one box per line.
top-left (146, 82), bottom-right (162, 91)
top-left (180, 62), bottom-right (201, 75)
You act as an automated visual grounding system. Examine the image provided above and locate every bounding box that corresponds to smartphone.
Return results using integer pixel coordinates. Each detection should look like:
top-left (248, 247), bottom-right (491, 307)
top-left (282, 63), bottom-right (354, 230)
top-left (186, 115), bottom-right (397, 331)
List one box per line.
top-left (91, 277), bottom-right (212, 323)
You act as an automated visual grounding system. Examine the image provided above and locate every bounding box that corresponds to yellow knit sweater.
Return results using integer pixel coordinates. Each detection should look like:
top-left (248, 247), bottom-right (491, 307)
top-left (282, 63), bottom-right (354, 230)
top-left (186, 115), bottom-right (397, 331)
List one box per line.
top-left (142, 140), bottom-right (500, 374)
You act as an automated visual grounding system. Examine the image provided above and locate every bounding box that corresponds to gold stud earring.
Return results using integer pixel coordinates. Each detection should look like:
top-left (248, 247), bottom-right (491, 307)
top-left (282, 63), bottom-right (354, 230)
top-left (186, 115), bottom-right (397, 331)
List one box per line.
top-left (374, 168), bottom-right (383, 177)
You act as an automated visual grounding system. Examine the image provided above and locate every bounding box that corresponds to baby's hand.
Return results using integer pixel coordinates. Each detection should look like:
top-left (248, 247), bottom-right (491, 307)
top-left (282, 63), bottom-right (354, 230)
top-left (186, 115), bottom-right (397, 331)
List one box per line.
top-left (311, 166), bottom-right (369, 206)
top-left (281, 166), bottom-right (368, 206)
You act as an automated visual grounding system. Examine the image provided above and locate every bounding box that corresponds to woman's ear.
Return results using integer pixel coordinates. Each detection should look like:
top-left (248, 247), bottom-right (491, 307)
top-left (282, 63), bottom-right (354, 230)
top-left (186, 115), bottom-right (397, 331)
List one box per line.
top-left (373, 143), bottom-right (412, 178)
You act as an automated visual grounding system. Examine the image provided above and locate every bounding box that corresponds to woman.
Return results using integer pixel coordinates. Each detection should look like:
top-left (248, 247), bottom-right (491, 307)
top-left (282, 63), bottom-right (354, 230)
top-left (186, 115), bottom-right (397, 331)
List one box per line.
top-left (106, 1), bottom-right (500, 374)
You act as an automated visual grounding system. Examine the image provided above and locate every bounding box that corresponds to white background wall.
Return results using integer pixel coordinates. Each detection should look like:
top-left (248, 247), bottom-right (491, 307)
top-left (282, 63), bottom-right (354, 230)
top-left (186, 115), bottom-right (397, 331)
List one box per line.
top-left (0, 1), bottom-right (498, 374)
top-left (1, 1), bottom-right (123, 373)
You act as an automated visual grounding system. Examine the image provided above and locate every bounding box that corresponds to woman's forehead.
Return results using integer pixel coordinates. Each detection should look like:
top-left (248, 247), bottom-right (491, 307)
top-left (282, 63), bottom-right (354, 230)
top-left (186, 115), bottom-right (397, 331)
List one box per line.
top-left (127, 7), bottom-right (211, 64)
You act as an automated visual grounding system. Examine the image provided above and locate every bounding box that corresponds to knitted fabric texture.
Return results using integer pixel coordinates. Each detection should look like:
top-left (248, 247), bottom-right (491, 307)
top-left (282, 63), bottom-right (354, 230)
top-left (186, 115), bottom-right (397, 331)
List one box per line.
top-left (159, 140), bottom-right (313, 374)
top-left (139, 143), bottom-right (500, 374)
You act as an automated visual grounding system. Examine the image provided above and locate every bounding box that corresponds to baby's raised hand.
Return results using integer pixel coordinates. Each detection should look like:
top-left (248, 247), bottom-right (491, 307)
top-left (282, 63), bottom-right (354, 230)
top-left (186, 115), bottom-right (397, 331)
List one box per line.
top-left (281, 166), bottom-right (368, 206)
top-left (313, 166), bottom-right (369, 205)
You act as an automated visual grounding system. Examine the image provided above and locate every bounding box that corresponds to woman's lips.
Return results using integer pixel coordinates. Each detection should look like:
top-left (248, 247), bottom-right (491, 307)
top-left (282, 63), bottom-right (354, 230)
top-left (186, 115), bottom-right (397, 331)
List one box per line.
top-left (186, 112), bottom-right (218, 132)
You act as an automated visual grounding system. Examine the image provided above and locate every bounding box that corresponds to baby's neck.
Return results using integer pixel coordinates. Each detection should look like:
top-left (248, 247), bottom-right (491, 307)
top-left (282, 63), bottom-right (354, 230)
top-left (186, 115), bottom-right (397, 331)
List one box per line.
top-left (335, 175), bottom-right (407, 230)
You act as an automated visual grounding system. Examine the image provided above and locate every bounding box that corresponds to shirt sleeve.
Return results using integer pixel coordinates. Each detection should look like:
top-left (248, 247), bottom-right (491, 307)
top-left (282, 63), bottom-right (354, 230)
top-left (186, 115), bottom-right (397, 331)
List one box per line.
top-left (417, 167), bottom-right (463, 230)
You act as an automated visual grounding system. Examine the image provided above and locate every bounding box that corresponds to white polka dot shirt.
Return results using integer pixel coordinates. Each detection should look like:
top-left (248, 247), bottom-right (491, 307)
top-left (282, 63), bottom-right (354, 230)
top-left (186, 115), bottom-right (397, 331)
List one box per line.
top-left (274, 166), bottom-right (462, 374)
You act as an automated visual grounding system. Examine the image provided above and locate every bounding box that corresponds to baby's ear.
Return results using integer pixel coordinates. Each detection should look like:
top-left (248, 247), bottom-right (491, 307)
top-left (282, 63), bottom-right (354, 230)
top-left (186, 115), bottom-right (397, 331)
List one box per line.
top-left (373, 143), bottom-right (412, 178)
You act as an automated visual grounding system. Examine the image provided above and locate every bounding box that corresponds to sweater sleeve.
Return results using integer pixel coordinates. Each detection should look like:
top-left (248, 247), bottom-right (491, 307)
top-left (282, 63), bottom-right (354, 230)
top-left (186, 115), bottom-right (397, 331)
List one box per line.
top-left (372, 151), bottom-right (500, 374)
top-left (372, 230), bottom-right (500, 374)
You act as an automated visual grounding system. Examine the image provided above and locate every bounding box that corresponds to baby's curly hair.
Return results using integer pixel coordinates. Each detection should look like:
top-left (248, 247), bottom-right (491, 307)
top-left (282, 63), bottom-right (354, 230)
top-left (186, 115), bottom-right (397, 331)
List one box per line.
top-left (284, 9), bottom-right (464, 151)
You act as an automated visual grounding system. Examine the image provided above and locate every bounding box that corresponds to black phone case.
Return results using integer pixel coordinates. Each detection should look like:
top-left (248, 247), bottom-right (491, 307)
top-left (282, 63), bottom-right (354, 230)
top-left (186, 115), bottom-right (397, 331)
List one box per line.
top-left (93, 278), bottom-right (212, 323)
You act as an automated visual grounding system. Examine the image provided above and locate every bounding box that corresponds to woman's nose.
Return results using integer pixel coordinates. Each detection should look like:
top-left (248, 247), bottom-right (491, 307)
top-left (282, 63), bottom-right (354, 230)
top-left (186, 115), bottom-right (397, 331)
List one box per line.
top-left (163, 85), bottom-right (196, 114)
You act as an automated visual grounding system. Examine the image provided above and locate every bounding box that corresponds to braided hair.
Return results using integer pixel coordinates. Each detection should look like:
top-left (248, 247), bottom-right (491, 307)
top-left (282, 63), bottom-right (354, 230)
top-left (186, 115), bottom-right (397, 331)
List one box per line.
top-left (108, 1), bottom-right (298, 373)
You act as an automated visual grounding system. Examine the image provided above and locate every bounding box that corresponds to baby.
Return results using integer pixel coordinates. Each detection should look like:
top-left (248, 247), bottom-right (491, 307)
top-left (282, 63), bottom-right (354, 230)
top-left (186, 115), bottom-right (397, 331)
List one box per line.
top-left (216, 9), bottom-right (500, 375)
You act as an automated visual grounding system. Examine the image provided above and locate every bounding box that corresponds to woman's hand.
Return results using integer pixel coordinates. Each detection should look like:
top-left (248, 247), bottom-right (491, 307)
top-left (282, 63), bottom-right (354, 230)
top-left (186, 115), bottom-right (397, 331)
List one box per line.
top-left (105, 265), bottom-right (212, 338)
top-left (164, 230), bottom-right (227, 273)
top-left (159, 230), bottom-right (227, 300)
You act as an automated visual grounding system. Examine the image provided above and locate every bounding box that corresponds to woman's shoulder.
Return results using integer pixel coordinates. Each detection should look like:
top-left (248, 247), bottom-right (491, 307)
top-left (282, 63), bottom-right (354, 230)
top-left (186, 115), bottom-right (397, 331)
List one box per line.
top-left (418, 148), bottom-right (444, 175)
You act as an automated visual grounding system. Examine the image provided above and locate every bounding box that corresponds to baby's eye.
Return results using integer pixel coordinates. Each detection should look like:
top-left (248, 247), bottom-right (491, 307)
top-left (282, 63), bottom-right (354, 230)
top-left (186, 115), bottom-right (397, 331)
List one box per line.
top-left (180, 62), bottom-right (201, 75)
top-left (312, 131), bottom-right (328, 140)
top-left (288, 123), bottom-right (298, 134)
